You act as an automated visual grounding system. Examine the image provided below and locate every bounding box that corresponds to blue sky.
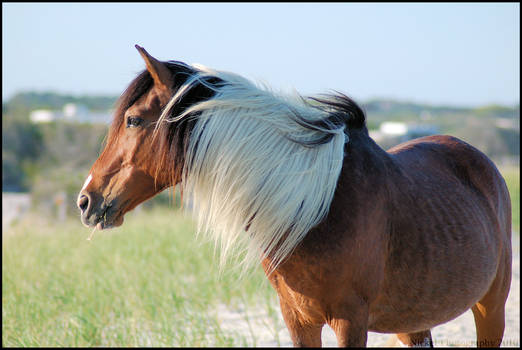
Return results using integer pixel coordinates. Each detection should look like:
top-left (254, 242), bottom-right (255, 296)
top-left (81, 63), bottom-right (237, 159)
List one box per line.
top-left (2, 3), bottom-right (520, 107)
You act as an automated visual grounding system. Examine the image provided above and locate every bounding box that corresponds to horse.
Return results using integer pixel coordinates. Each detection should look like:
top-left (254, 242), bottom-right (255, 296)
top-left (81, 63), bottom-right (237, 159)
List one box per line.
top-left (77, 45), bottom-right (512, 347)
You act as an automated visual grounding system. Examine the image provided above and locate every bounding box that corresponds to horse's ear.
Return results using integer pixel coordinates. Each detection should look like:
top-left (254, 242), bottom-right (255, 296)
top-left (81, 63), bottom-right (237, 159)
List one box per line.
top-left (135, 45), bottom-right (173, 92)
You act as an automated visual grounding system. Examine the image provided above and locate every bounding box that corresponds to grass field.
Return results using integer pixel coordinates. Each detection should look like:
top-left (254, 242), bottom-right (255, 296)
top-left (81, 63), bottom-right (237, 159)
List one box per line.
top-left (2, 168), bottom-right (519, 347)
top-left (2, 209), bottom-right (282, 347)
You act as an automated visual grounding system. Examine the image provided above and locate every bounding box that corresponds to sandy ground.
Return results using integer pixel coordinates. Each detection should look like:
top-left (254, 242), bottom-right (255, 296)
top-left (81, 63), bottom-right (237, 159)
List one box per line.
top-left (215, 234), bottom-right (520, 347)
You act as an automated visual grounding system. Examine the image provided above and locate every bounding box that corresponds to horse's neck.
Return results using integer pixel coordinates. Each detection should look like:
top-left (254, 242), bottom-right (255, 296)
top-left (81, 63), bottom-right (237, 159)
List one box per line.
top-left (270, 130), bottom-right (396, 272)
top-left (343, 129), bottom-right (398, 182)
top-left (335, 129), bottom-right (403, 226)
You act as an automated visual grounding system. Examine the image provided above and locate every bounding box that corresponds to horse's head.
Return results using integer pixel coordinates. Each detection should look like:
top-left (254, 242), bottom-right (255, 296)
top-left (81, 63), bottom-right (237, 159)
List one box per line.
top-left (77, 45), bottom-right (212, 230)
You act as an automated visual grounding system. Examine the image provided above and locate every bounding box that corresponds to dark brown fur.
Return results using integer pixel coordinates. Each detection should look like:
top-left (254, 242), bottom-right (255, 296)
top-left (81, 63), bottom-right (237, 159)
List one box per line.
top-left (78, 46), bottom-right (512, 347)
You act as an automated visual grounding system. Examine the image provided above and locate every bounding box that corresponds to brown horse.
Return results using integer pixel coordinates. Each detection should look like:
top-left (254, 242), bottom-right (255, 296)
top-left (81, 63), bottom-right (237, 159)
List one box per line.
top-left (78, 45), bottom-right (512, 347)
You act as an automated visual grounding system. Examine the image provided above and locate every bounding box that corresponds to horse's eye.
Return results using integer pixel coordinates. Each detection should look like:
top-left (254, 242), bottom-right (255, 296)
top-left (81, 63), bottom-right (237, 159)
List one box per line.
top-left (126, 116), bottom-right (143, 128)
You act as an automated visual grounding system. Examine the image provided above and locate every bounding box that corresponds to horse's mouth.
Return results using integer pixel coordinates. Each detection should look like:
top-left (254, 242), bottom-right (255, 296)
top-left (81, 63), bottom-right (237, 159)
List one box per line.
top-left (81, 200), bottom-right (127, 230)
top-left (93, 212), bottom-right (124, 230)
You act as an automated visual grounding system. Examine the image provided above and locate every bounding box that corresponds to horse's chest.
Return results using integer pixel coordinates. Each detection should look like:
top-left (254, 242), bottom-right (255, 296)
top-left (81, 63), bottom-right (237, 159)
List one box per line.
top-left (266, 263), bottom-right (335, 325)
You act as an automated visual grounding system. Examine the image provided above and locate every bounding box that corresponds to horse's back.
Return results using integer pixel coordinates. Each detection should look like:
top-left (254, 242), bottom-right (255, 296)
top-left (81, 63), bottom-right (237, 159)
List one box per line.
top-left (369, 135), bottom-right (512, 333)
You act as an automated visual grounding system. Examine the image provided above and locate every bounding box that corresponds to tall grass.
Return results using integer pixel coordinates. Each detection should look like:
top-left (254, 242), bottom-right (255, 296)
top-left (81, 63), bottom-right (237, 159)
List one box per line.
top-left (2, 209), bottom-right (280, 347)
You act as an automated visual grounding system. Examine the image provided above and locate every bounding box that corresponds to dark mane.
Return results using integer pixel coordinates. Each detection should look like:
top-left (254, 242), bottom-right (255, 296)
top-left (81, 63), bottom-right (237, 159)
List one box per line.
top-left (108, 70), bottom-right (152, 142)
top-left (106, 60), bottom-right (219, 187)
top-left (284, 92), bottom-right (367, 147)
top-left (109, 61), bottom-right (198, 140)
top-left (308, 92), bottom-right (367, 130)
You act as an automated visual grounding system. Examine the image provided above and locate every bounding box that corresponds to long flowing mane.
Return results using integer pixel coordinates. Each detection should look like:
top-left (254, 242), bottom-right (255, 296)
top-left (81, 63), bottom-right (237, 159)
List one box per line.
top-left (155, 65), bottom-right (365, 273)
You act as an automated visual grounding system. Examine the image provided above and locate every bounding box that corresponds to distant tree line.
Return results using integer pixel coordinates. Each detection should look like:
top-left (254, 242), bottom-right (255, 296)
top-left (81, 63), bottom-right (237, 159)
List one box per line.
top-left (3, 92), bottom-right (117, 191)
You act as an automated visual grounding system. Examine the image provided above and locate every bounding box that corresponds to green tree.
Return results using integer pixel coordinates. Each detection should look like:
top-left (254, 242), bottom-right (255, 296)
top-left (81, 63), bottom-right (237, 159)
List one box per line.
top-left (2, 114), bottom-right (43, 191)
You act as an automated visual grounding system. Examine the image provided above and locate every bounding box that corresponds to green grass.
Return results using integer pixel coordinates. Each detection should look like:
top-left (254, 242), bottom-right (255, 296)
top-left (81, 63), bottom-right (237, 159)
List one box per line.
top-left (2, 208), bottom-right (282, 347)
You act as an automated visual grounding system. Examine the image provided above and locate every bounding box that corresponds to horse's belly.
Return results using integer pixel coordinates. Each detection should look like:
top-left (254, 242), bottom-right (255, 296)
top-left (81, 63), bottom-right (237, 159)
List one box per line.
top-left (367, 246), bottom-right (498, 333)
top-left (367, 294), bottom-right (477, 334)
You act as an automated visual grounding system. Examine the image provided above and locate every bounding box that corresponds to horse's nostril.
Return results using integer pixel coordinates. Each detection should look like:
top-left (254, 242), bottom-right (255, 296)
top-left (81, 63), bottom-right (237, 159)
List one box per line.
top-left (78, 194), bottom-right (89, 212)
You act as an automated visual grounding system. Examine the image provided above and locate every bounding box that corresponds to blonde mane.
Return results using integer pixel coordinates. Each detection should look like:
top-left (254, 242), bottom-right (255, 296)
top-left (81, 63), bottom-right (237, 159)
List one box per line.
top-left (159, 65), bottom-right (347, 273)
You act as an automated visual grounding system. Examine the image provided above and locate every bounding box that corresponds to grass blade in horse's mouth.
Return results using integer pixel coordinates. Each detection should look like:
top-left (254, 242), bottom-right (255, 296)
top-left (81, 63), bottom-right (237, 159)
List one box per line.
top-left (87, 226), bottom-right (97, 241)
top-left (87, 220), bottom-right (105, 240)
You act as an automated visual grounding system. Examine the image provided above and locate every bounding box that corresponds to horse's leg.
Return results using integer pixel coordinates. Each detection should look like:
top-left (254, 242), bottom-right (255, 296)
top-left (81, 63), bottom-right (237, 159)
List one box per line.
top-left (396, 330), bottom-right (433, 347)
top-left (279, 299), bottom-right (323, 347)
top-left (471, 249), bottom-right (511, 348)
top-left (328, 317), bottom-right (369, 347)
top-left (327, 301), bottom-right (370, 347)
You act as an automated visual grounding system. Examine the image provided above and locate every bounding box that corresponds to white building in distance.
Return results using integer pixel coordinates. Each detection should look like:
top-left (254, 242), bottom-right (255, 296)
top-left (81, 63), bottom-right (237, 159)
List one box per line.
top-left (29, 110), bottom-right (57, 123)
top-left (30, 103), bottom-right (111, 124)
top-left (370, 121), bottom-right (440, 149)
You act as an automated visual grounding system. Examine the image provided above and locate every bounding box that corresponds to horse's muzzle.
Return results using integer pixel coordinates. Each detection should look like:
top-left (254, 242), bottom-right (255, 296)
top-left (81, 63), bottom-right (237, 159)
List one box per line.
top-left (77, 191), bottom-right (121, 229)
